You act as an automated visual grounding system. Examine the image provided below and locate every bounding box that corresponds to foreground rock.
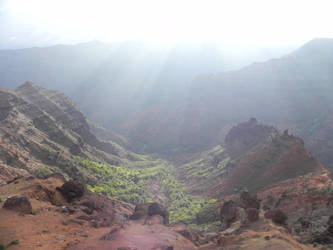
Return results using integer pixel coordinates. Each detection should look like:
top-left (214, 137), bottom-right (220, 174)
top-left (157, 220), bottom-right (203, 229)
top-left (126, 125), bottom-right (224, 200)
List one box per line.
top-left (239, 191), bottom-right (260, 209)
top-left (259, 171), bottom-right (333, 248)
top-left (264, 209), bottom-right (288, 225)
top-left (130, 202), bottom-right (169, 225)
top-left (220, 200), bottom-right (238, 230)
top-left (3, 195), bottom-right (32, 214)
top-left (56, 180), bottom-right (85, 202)
top-left (0, 175), bottom-right (201, 250)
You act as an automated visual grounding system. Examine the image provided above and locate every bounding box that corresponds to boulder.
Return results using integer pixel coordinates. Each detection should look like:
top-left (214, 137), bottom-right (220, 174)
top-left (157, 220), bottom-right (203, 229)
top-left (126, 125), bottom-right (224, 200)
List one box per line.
top-left (239, 191), bottom-right (260, 209)
top-left (130, 202), bottom-right (169, 225)
top-left (130, 203), bottom-right (150, 220)
top-left (220, 200), bottom-right (238, 230)
top-left (148, 202), bottom-right (169, 225)
top-left (57, 179), bottom-right (85, 202)
top-left (246, 208), bottom-right (259, 222)
top-left (264, 209), bottom-right (287, 225)
top-left (3, 195), bottom-right (32, 213)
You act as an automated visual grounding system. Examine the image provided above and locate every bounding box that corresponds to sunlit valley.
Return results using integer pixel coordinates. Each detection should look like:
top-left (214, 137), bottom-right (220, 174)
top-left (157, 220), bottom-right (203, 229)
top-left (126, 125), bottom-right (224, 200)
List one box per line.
top-left (1, 1), bottom-right (333, 250)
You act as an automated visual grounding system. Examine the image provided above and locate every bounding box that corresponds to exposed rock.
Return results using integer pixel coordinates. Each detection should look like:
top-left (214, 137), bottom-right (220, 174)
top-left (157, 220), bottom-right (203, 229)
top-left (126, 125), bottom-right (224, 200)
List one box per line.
top-left (180, 119), bottom-right (325, 198)
top-left (246, 208), bottom-right (259, 222)
top-left (57, 180), bottom-right (85, 202)
top-left (262, 195), bottom-right (275, 211)
top-left (239, 191), bottom-right (260, 209)
top-left (224, 118), bottom-right (276, 157)
top-left (265, 209), bottom-right (288, 225)
top-left (158, 246), bottom-right (173, 250)
top-left (312, 215), bottom-right (333, 244)
top-left (147, 202), bottom-right (169, 225)
top-left (220, 200), bottom-right (238, 230)
top-left (3, 195), bottom-right (32, 213)
top-left (131, 202), bottom-right (169, 225)
top-left (130, 203), bottom-right (150, 220)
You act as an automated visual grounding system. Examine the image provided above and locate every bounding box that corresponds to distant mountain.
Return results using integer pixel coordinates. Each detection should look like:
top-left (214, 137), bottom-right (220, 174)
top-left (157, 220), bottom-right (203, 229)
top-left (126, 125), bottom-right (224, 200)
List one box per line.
top-left (0, 40), bottom-right (294, 132)
top-left (0, 41), bottom-right (113, 93)
top-left (2, 39), bottom-right (333, 172)
top-left (128, 38), bottom-right (333, 171)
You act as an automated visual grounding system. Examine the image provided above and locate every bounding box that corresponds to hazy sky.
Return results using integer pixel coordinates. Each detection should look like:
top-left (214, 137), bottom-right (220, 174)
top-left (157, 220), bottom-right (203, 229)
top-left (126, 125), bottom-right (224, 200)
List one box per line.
top-left (1, 0), bottom-right (333, 48)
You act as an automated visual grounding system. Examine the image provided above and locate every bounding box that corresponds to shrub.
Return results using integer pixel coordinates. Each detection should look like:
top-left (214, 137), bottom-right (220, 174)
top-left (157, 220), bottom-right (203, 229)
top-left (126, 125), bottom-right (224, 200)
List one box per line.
top-left (33, 168), bottom-right (53, 179)
top-left (196, 199), bottom-right (218, 224)
top-left (7, 240), bottom-right (19, 247)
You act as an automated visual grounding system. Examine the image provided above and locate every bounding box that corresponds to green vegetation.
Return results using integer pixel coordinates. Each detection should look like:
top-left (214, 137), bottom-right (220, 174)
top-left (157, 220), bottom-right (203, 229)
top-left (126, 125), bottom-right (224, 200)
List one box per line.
top-left (30, 210), bottom-right (37, 215)
top-left (188, 220), bottom-right (222, 233)
top-left (79, 158), bottom-right (219, 224)
top-left (170, 197), bottom-right (219, 225)
top-left (0, 243), bottom-right (5, 250)
top-left (33, 167), bottom-right (53, 179)
top-left (83, 159), bottom-right (157, 204)
top-left (11, 240), bottom-right (19, 245)
top-left (7, 240), bottom-right (19, 248)
top-left (181, 146), bottom-right (229, 179)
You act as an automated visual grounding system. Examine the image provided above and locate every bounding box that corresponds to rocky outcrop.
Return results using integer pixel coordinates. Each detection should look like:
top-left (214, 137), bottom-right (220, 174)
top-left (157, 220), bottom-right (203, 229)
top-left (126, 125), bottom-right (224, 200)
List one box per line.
top-left (215, 120), bottom-right (325, 196)
top-left (312, 215), bottom-right (333, 244)
top-left (239, 191), bottom-right (260, 209)
top-left (220, 192), bottom-right (262, 230)
top-left (57, 180), bottom-right (85, 202)
top-left (264, 209), bottom-right (288, 225)
top-left (246, 208), bottom-right (259, 222)
top-left (148, 202), bottom-right (169, 225)
top-left (220, 200), bottom-right (238, 230)
top-left (3, 195), bottom-right (32, 214)
top-left (130, 202), bottom-right (169, 225)
top-left (180, 119), bottom-right (325, 198)
top-left (225, 118), bottom-right (276, 157)
top-left (258, 171), bottom-right (333, 246)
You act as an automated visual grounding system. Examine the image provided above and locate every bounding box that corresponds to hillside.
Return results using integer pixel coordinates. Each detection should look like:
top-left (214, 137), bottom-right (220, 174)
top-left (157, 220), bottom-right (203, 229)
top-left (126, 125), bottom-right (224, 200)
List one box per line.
top-left (178, 118), bottom-right (325, 197)
top-left (0, 82), bottom-right (219, 223)
top-left (1, 84), bottom-right (333, 249)
top-left (0, 82), bottom-right (178, 206)
top-left (0, 81), bottom-right (137, 181)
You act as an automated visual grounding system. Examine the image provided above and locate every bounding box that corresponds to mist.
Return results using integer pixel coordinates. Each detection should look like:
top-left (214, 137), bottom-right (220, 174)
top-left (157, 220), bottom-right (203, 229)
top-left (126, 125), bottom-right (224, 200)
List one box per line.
top-left (1, 0), bottom-right (333, 49)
